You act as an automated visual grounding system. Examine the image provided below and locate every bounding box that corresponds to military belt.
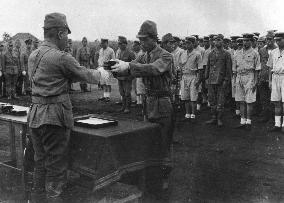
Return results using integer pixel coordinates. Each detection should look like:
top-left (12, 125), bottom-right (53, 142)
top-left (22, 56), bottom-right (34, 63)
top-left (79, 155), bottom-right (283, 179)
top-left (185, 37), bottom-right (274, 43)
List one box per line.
top-left (32, 94), bottom-right (70, 104)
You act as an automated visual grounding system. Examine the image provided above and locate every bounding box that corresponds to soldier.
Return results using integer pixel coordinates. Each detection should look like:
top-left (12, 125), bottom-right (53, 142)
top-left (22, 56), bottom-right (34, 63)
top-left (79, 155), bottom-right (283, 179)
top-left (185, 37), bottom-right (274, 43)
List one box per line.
top-left (267, 32), bottom-right (284, 132)
top-left (258, 32), bottom-right (277, 123)
top-left (180, 36), bottom-right (202, 122)
top-left (65, 39), bottom-right (76, 91)
top-left (205, 34), bottom-right (232, 127)
top-left (20, 39), bottom-right (33, 95)
top-left (233, 33), bottom-right (261, 130)
top-left (209, 34), bottom-right (217, 49)
top-left (257, 37), bottom-right (266, 50)
top-left (115, 36), bottom-right (136, 113)
top-left (3, 41), bottom-right (20, 99)
top-left (76, 37), bottom-right (91, 92)
top-left (14, 39), bottom-right (23, 96)
top-left (33, 39), bottom-right (39, 51)
top-left (111, 20), bottom-right (174, 153)
top-left (0, 43), bottom-right (6, 97)
top-left (199, 37), bottom-right (204, 48)
top-left (201, 36), bottom-right (211, 106)
top-left (161, 33), bottom-right (174, 53)
top-left (28, 13), bottom-right (104, 202)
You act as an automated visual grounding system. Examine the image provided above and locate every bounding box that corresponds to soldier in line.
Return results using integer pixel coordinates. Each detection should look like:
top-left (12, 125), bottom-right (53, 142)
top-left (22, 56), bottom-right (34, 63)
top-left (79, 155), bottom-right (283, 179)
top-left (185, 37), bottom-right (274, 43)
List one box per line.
top-left (97, 38), bottom-right (115, 102)
top-left (28, 13), bottom-right (104, 202)
top-left (267, 32), bottom-right (284, 132)
top-left (76, 37), bottom-right (91, 92)
top-left (205, 34), bottom-right (232, 127)
top-left (65, 39), bottom-right (76, 91)
top-left (3, 41), bottom-right (20, 99)
top-left (0, 44), bottom-right (6, 97)
top-left (233, 33), bottom-right (261, 130)
top-left (180, 36), bottom-right (203, 122)
top-left (20, 39), bottom-right (33, 95)
top-left (14, 39), bottom-right (23, 96)
top-left (115, 36), bottom-right (136, 113)
top-left (258, 32), bottom-right (277, 123)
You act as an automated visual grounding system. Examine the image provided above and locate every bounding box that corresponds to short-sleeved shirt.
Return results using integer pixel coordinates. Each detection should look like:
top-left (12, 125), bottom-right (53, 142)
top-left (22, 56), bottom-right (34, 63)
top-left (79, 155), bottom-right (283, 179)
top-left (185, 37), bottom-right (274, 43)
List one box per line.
top-left (232, 47), bottom-right (261, 73)
top-left (180, 50), bottom-right (202, 74)
top-left (172, 47), bottom-right (185, 69)
top-left (98, 47), bottom-right (115, 67)
top-left (202, 47), bottom-right (212, 66)
top-left (267, 48), bottom-right (284, 74)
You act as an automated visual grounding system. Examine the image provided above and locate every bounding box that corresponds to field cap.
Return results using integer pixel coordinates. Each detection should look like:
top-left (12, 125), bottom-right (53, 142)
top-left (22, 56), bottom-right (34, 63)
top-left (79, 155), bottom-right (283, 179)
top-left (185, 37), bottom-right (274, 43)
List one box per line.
top-left (136, 20), bottom-right (157, 38)
top-left (44, 12), bottom-right (71, 34)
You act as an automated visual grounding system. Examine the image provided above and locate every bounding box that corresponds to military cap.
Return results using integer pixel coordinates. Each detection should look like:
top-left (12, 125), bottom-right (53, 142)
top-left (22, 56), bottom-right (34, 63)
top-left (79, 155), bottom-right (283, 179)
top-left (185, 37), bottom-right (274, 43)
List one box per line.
top-left (191, 35), bottom-right (199, 40)
top-left (82, 37), bottom-right (87, 41)
top-left (185, 36), bottom-right (196, 43)
top-left (253, 35), bottom-right (259, 41)
top-left (136, 20), bottom-right (157, 38)
top-left (162, 33), bottom-right (175, 43)
top-left (223, 38), bottom-right (231, 43)
top-left (230, 36), bottom-right (241, 41)
top-left (253, 32), bottom-right (260, 37)
top-left (242, 33), bottom-right (254, 40)
top-left (257, 36), bottom-right (266, 42)
top-left (203, 36), bottom-right (210, 41)
top-left (209, 34), bottom-right (217, 39)
top-left (133, 40), bottom-right (140, 45)
top-left (25, 39), bottom-right (32, 44)
top-left (213, 34), bottom-right (224, 40)
top-left (266, 31), bottom-right (275, 39)
top-left (237, 38), bottom-right (243, 43)
top-left (101, 38), bottom-right (108, 43)
top-left (199, 37), bottom-right (204, 42)
top-left (173, 36), bottom-right (181, 42)
top-left (274, 32), bottom-right (284, 40)
top-left (43, 12), bottom-right (71, 34)
top-left (118, 36), bottom-right (127, 44)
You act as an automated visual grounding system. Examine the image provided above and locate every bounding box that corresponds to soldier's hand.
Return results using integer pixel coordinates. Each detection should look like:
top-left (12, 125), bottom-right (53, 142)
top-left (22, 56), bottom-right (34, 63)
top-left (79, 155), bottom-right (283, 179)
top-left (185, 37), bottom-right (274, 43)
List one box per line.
top-left (22, 71), bottom-right (26, 76)
top-left (111, 59), bottom-right (130, 73)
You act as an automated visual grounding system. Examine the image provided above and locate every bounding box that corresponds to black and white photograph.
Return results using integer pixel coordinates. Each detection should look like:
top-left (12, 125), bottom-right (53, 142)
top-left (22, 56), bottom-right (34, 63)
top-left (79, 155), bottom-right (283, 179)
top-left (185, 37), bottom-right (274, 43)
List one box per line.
top-left (0, 0), bottom-right (284, 202)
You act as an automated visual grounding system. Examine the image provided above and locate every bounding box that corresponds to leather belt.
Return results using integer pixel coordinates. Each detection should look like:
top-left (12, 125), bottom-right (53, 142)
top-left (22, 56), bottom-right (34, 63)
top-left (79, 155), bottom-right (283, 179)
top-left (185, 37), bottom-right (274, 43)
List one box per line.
top-left (32, 94), bottom-right (69, 104)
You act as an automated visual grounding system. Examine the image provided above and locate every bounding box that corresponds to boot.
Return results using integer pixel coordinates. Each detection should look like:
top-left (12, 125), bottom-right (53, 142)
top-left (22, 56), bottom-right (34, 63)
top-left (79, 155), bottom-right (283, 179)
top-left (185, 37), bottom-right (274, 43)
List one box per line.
top-left (123, 96), bottom-right (131, 114)
top-left (205, 108), bottom-right (217, 125)
top-left (217, 111), bottom-right (223, 127)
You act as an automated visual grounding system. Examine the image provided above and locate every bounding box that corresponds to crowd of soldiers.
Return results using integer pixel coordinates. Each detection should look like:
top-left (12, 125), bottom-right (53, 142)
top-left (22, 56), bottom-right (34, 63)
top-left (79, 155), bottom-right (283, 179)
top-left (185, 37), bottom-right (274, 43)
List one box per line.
top-left (0, 38), bottom-right (39, 99)
top-left (2, 11), bottom-right (284, 202)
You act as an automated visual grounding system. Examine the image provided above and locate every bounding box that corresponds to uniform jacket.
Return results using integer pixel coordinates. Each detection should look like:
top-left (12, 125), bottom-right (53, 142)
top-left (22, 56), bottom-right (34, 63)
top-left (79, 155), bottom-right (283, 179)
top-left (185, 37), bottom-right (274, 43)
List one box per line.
top-left (3, 50), bottom-right (20, 75)
top-left (28, 40), bottom-right (101, 129)
top-left (206, 48), bottom-right (232, 85)
top-left (116, 48), bottom-right (136, 80)
top-left (76, 46), bottom-right (90, 68)
top-left (259, 45), bottom-right (277, 82)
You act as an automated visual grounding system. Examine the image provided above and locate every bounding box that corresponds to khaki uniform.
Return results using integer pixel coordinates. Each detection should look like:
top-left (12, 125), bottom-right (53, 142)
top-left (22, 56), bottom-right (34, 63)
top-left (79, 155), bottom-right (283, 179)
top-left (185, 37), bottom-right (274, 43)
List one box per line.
top-left (28, 40), bottom-right (100, 193)
top-left (180, 50), bottom-right (202, 101)
top-left (233, 48), bottom-right (261, 103)
top-left (128, 45), bottom-right (174, 150)
top-left (21, 48), bottom-right (32, 94)
top-left (3, 50), bottom-right (20, 97)
top-left (206, 48), bottom-right (232, 111)
top-left (76, 46), bottom-right (90, 91)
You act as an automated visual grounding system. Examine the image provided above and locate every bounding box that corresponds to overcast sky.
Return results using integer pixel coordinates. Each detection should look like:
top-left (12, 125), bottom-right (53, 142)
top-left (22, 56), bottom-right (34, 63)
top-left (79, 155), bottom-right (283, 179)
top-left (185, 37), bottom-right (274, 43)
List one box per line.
top-left (0, 0), bottom-right (283, 41)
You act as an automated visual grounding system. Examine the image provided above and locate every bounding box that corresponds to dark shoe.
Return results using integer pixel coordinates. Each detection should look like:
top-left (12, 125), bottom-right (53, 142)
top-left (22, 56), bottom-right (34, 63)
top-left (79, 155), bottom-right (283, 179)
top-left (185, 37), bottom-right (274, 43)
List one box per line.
top-left (269, 126), bottom-right (281, 132)
top-left (246, 124), bottom-right (252, 131)
top-left (98, 97), bottom-right (106, 101)
top-left (205, 118), bottom-right (217, 125)
top-left (123, 108), bottom-right (130, 114)
top-left (234, 124), bottom-right (246, 130)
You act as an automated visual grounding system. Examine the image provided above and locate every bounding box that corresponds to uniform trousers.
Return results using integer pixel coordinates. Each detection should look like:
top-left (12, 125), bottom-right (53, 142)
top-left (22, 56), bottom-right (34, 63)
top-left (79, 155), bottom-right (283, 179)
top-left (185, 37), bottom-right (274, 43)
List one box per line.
top-left (5, 73), bottom-right (18, 97)
top-left (208, 84), bottom-right (225, 111)
top-left (118, 79), bottom-right (132, 108)
top-left (30, 124), bottom-right (70, 196)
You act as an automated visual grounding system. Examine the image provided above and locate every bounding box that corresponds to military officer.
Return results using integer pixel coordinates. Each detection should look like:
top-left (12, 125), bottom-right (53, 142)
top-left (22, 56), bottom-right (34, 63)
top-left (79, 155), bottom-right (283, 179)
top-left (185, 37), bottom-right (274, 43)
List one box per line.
top-left (111, 20), bottom-right (174, 153)
top-left (76, 37), bottom-right (91, 92)
top-left (2, 41), bottom-right (20, 99)
top-left (115, 36), bottom-right (136, 113)
top-left (205, 34), bottom-right (232, 127)
top-left (267, 32), bottom-right (284, 132)
top-left (28, 13), bottom-right (103, 202)
top-left (233, 33), bottom-right (261, 130)
top-left (0, 43), bottom-right (6, 97)
top-left (21, 39), bottom-right (33, 95)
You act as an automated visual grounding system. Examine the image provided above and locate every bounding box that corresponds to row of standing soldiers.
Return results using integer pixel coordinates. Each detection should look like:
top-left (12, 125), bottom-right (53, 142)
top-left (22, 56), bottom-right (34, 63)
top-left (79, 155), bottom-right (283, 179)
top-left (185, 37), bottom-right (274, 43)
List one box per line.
top-left (0, 39), bottom-right (39, 99)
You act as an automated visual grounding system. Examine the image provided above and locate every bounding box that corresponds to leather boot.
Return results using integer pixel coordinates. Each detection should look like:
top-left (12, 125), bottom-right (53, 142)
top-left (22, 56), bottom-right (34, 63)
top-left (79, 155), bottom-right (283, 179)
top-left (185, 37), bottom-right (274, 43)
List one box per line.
top-left (217, 111), bottom-right (223, 127)
top-left (205, 108), bottom-right (217, 124)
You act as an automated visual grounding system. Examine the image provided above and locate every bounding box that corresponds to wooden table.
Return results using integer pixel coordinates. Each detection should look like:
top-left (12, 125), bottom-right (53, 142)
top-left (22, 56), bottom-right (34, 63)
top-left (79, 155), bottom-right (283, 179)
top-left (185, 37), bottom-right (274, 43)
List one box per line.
top-left (0, 104), bottom-right (171, 200)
